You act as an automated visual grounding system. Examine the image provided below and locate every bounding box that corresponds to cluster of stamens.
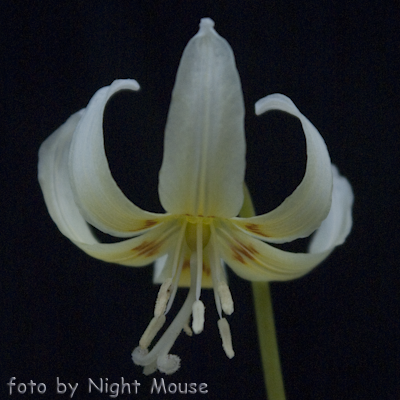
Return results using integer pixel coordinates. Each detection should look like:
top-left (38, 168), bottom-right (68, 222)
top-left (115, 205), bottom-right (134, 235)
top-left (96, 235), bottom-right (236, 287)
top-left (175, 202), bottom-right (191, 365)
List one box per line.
top-left (132, 216), bottom-right (235, 374)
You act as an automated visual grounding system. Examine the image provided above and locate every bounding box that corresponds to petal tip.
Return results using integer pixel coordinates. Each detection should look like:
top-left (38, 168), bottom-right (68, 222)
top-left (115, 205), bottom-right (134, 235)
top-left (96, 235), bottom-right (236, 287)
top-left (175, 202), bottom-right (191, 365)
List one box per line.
top-left (110, 78), bottom-right (140, 92)
top-left (199, 17), bottom-right (215, 33)
top-left (255, 93), bottom-right (297, 116)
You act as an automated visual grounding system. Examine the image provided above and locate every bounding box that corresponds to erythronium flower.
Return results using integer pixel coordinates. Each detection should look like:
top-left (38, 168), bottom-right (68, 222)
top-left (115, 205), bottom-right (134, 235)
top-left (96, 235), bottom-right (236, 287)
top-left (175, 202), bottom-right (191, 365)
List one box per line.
top-left (38, 18), bottom-right (353, 375)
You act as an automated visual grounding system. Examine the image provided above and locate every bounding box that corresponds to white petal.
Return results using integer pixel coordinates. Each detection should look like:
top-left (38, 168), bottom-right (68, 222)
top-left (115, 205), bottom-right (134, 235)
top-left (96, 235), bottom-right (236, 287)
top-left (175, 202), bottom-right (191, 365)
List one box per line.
top-left (39, 110), bottom-right (96, 244)
top-left (158, 18), bottom-right (245, 218)
top-left (309, 165), bottom-right (354, 253)
top-left (216, 220), bottom-right (330, 282)
top-left (234, 94), bottom-right (332, 243)
top-left (69, 79), bottom-right (168, 237)
top-left (38, 109), bottom-right (176, 265)
top-left (79, 220), bottom-right (180, 266)
top-left (153, 254), bottom-right (169, 283)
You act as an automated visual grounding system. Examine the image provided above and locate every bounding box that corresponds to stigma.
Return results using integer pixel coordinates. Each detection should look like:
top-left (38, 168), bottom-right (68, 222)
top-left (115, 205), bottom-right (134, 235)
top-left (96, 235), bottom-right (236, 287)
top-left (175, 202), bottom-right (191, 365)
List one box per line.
top-left (132, 216), bottom-right (235, 374)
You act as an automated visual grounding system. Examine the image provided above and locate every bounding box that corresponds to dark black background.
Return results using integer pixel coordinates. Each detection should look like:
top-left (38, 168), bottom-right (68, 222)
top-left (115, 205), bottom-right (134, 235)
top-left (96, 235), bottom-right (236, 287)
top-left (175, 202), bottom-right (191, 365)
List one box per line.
top-left (1, 1), bottom-right (399, 399)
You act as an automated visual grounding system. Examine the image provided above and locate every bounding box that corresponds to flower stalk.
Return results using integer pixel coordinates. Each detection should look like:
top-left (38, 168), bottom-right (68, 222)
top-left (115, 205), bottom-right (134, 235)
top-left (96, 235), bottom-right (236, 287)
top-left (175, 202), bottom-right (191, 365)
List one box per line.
top-left (252, 281), bottom-right (286, 400)
top-left (240, 183), bottom-right (286, 399)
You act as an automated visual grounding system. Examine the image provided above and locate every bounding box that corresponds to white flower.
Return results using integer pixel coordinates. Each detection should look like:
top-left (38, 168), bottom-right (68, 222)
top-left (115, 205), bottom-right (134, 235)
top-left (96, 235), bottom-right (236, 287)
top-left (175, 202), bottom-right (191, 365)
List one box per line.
top-left (38, 18), bottom-right (353, 375)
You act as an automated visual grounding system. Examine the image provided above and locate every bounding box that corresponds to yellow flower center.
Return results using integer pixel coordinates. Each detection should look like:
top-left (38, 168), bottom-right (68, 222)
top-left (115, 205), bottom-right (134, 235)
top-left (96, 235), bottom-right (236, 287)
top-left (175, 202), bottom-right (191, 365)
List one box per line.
top-left (184, 216), bottom-right (213, 251)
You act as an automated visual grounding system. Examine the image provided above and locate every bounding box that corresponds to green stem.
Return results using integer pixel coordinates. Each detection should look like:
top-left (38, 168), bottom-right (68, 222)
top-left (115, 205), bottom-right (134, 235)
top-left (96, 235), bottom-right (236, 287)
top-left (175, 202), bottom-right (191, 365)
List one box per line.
top-left (239, 183), bottom-right (286, 400)
top-left (252, 281), bottom-right (286, 400)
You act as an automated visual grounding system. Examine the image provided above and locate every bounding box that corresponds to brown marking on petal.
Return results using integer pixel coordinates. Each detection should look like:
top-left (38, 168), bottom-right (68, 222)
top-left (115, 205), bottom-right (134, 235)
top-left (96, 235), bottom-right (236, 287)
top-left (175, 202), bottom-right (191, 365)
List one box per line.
top-left (182, 258), bottom-right (191, 271)
top-left (230, 237), bottom-right (260, 264)
top-left (244, 223), bottom-right (270, 237)
top-left (238, 241), bottom-right (259, 256)
top-left (144, 219), bottom-right (158, 228)
top-left (181, 258), bottom-right (210, 276)
top-left (238, 246), bottom-right (255, 261)
top-left (131, 239), bottom-right (165, 257)
top-left (144, 242), bottom-right (164, 257)
top-left (203, 262), bottom-right (211, 277)
top-left (128, 219), bottom-right (158, 232)
top-left (178, 258), bottom-right (213, 288)
top-left (231, 245), bottom-right (246, 264)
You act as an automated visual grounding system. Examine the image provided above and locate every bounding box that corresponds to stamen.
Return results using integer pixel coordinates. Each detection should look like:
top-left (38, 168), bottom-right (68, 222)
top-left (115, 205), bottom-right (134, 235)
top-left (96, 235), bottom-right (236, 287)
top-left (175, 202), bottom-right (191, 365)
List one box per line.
top-left (218, 282), bottom-right (234, 315)
top-left (192, 299), bottom-right (205, 334)
top-left (164, 223), bottom-right (186, 315)
top-left (169, 221), bottom-right (187, 280)
top-left (213, 288), bottom-right (223, 319)
top-left (139, 315), bottom-right (166, 349)
top-left (157, 354), bottom-right (181, 375)
top-left (217, 318), bottom-right (235, 359)
top-left (196, 223), bottom-right (203, 300)
top-left (131, 252), bottom-right (198, 373)
top-left (154, 278), bottom-right (172, 317)
top-left (165, 255), bottom-right (184, 314)
top-left (183, 318), bottom-right (193, 336)
top-left (209, 226), bottom-right (233, 319)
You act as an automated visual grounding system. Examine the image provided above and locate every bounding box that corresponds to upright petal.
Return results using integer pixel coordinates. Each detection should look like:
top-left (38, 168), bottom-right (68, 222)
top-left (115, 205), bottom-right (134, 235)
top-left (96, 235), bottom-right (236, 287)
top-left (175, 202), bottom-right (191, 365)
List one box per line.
top-left (234, 94), bottom-right (332, 243)
top-left (69, 80), bottom-right (168, 237)
top-left (158, 18), bottom-right (246, 218)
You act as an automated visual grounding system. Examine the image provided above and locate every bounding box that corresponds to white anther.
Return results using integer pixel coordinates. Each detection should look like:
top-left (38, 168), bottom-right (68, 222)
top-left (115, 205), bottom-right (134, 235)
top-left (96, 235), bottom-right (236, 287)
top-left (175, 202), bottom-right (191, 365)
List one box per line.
top-left (218, 282), bottom-right (234, 315)
top-left (192, 300), bottom-right (205, 334)
top-left (157, 354), bottom-right (181, 375)
top-left (217, 318), bottom-right (235, 359)
top-left (183, 319), bottom-right (193, 336)
top-left (139, 315), bottom-right (166, 349)
top-left (154, 278), bottom-right (173, 317)
top-left (131, 346), bottom-right (149, 365)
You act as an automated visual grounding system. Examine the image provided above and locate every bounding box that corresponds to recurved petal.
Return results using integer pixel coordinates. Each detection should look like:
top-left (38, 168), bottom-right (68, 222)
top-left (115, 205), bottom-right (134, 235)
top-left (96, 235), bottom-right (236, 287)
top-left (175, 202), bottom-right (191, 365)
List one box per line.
top-left (216, 220), bottom-right (330, 282)
top-left (158, 18), bottom-right (246, 218)
top-left (308, 165), bottom-right (354, 253)
top-left (39, 110), bottom-right (95, 244)
top-left (80, 220), bottom-right (180, 266)
top-left (233, 94), bottom-right (332, 243)
top-left (69, 79), bottom-right (167, 237)
top-left (38, 109), bottom-right (175, 265)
